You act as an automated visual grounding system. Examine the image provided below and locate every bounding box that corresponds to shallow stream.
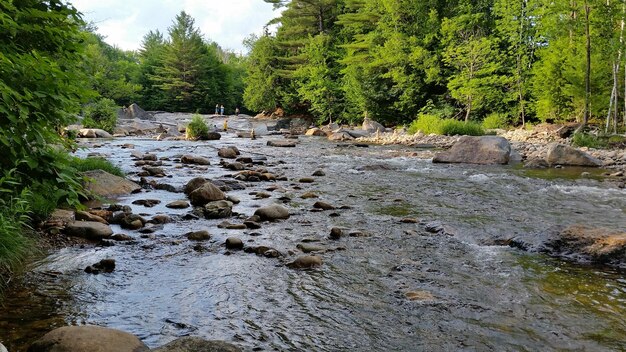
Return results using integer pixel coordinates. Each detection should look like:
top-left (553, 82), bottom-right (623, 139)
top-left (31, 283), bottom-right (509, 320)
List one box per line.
top-left (1, 125), bottom-right (625, 351)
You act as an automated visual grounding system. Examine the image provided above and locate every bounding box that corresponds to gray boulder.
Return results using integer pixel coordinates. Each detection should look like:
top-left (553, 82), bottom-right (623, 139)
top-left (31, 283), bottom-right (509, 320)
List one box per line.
top-left (82, 170), bottom-right (140, 197)
top-left (362, 117), bottom-right (385, 133)
top-left (254, 204), bottom-right (290, 221)
top-left (28, 325), bottom-right (148, 352)
top-left (203, 200), bottom-right (233, 219)
top-left (181, 155), bottom-right (210, 165)
top-left (78, 129), bottom-right (113, 138)
top-left (152, 337), bottom-right (241, 352)
top-left (189, 182), bottom-right (226, 206)
top-left (65, 221), bottom-right (113, 240)
top-left (433, 136), bottom-right (512, 165)
top-left (545, 143), bottom-right (602, 167)
top-left (267, 140), bottom-right (297, 147)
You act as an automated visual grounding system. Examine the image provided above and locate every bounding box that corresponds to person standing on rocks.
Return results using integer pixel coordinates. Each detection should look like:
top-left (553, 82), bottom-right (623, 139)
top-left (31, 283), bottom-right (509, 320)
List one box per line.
top-left (215, 104), bottom-right (219, 115)
top-left (220, 105), bottom-right (224, 115)
top-left (235, 107), bottom-right (240, 116)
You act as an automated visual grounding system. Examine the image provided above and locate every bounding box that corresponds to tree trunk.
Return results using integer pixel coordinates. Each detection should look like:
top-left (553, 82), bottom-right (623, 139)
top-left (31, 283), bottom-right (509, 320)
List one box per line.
top-left (583, 1), bottom-right (591, 127)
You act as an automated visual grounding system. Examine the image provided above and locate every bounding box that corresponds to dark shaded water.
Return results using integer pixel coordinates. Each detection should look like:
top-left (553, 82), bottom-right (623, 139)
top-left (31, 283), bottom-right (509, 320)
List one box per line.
top-left (1, 129), bottom-right (625, 351)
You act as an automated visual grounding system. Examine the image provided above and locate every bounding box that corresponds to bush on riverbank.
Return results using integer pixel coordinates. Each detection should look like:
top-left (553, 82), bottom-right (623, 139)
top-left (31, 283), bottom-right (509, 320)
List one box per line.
top-left (186, 114), bottom-right (209, 140)
top-left (408, 114), bottom-right (485, 136)
top-left (82, 98), bottom-right (118, 133)
top-left (73, 157), bottom-right (124, 177)
top-left (572, 132), bottom-right (608, 149)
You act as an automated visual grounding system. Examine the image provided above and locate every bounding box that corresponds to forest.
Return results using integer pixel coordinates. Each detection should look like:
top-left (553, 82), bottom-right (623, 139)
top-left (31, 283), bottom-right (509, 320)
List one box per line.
top-left (2, 0), bottom-right (626, 281)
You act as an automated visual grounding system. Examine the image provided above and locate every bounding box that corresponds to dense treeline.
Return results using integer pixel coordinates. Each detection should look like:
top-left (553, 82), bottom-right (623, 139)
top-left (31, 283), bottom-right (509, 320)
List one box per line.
top-left (244, 0), bottom-right (626, 130)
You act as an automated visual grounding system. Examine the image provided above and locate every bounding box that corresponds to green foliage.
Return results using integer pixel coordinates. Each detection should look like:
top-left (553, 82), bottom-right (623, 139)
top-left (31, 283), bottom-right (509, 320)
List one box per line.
top-left (186, 114), bottom-right (209, 140)
top-left (407, 114), bottom-right (444, 135)
top-left (73, 157), bottom-right (124, 177)
top-left (407, 114), bottom-right (485, 136)
top-left (482, 113), bottom-right (509, 129)
top-left (82, 98), bottom-right (118, 133)
top-left (440, 119), bottom-right (485, 136)
top-left (0, 186), bottom-right (34, 283)
top-left (572, 132), bottom-right (607, 149)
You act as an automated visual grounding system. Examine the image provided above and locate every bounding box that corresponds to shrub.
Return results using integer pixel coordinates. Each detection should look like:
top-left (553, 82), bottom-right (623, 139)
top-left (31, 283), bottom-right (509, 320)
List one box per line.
top-left (407, 114), bottom-right (444, 135)
top-left (186, 114), bottom-right (209, 140)
top-left (482, 113), bottom-right (509, 130)
top-left (440, 119), bottom-right (485, 136)
top-left (73, 157), bottom-right (124, 177)
top-left (82, 98), bottom-right (118, 133)
top-left (572, 132), bottom-right (607, 149)
top-left (0, 175), bottom-right (35, 284)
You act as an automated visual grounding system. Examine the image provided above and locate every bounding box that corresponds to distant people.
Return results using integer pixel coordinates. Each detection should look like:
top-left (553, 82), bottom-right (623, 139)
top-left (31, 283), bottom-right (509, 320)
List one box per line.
top-left (220, 104), bottom-right (224, 115)
top-left (215, 104), bottom-right (219, 115)
top-left (235, 107), bottom-right (240, 116)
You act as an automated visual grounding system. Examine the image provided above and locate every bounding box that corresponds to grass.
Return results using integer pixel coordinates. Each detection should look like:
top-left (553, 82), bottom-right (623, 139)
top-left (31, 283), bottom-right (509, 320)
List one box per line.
top-left (408, 114), bottom-right (485, 136)
top-left (572, 132), bottom-right (607, 149)
top-left (73, 156), bottom-right (124, 177)
top-left (0, 190), bottom-right (36, 290)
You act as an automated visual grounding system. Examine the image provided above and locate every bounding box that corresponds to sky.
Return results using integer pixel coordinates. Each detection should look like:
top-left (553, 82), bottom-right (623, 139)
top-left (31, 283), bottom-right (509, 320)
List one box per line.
top-left (71, 0), bottom-right (280, 54)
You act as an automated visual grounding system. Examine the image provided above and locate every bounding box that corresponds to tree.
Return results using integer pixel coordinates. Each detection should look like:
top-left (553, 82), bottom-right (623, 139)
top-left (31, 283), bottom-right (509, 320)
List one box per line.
top-left (137, 30), bottom-right (167, 110)
top-left (0, 0), bottom-right (87, 185)
top-left (243, 34), bottom-right (282, 111)
top-left (152, 11), bottom-right (208, 112)
top-left (442, 14), bottom-right (505, 121)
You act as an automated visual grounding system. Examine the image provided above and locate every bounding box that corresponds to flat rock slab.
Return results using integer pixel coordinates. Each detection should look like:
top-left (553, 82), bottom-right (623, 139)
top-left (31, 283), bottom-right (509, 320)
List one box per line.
top-left (28, 325), bottom-right (148, 352)
top-left (433, 136), bottom-right (511, 165)
top-left (65, 221), bottom-right (113, 240)
top-left (267, 140), bottom-right (297, 147)
top-left (83, 170), bottom-right (140, 197)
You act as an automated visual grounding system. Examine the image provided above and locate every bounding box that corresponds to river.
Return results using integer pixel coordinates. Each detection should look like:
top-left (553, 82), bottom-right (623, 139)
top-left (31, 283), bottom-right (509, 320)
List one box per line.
top-left (1, 123), bottom-right (625, 351)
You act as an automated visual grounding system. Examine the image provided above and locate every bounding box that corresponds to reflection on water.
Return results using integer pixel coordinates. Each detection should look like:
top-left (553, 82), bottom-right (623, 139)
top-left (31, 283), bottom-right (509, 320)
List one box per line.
top-left (1, 134), bottom-right (625, 351)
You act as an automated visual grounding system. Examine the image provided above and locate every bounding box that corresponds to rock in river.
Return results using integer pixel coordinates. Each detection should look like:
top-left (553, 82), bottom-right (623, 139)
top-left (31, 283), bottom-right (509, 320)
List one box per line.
top-left (225, 237), bottom-right (244, 250)
top-left (28, 325), bottom-right (149, 352)
top-left (287, 255), bottom-right (323, 269)
top-left (545, 143), bottom-right (602, 167)
top-left (189, 182), bottom-right (226, 206)
top-left (254, 204), bottom-right (290, 221)
top-left (82, 170), bottom-right (140, 197)
top-left (166, 200), bottom-right (190, 209)
top-left (151, 337), bottom-right (241, 352)
top-left (65, 221), bottom-right (113, 240)
top-left (186, 230), bottom-right (211, 241)
top-left (181, 154), bottom-right (210, 165)
top-left (433, 136), bottom-right (512, 165)
top-left (510, 224), bottom-right (626, 266)
top-left (203, 200), bottom-right (233, 219)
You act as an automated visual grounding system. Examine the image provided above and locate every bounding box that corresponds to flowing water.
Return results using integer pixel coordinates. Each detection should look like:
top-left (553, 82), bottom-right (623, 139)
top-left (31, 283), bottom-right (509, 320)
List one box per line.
top-left (1, 124), bottom-right (626, 351)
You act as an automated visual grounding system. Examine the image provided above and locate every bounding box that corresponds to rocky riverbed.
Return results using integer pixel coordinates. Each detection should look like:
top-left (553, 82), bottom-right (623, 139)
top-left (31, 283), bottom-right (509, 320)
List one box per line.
top-left (1, 114), bottom-right (626, 351)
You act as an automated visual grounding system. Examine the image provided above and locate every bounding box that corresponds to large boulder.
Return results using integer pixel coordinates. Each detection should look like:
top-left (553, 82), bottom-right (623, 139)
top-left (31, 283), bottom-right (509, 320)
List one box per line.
top-left (64, 221), bottom-right (113, 240)
top-left (327, 131), bottom-right (354, 141)
top-left (82, 170), bottom-right (140, 197)
top-left (510, 225), bottom-right (626, 266)
top-left (254, 204), bottom-right (290, 221)
top-left (126, 103), bottom-right (154, 120)
top-left (28, 325), bottom-right (148, 352)
top-left (184, 177), bottom-right (208, 196)
top-left (433, 136), bottom-right (512, 165)
top-left (362, 117), bottom-right (385, 133)
top-left (78, 129), bottom-right (113, 139)
top-left (152, 337), bottom-right (241, 352)
top-left (189, 182), bottom-right (226, 206)
top-left (545, 143), bottom-right (602, 167)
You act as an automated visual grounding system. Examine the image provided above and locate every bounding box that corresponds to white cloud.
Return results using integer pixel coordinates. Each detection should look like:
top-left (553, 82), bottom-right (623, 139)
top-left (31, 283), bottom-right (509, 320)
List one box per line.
top-left (72, 0), bottom-right (279, 53)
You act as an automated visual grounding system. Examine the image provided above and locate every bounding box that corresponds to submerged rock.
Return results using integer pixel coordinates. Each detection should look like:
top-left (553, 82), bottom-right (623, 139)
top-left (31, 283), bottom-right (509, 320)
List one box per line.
top-left (28, 325), bottom-right (148, 352)
top-left (433, 136), bottom-right (512, 165)
top-left (287, 255), bottom-right (323, 269)
top-left (151, 337), bottom-right (241, 352)
top-left (186, 230), bottom-right (210, 241)
top-left (510, 225), bottom-right (626, 266)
